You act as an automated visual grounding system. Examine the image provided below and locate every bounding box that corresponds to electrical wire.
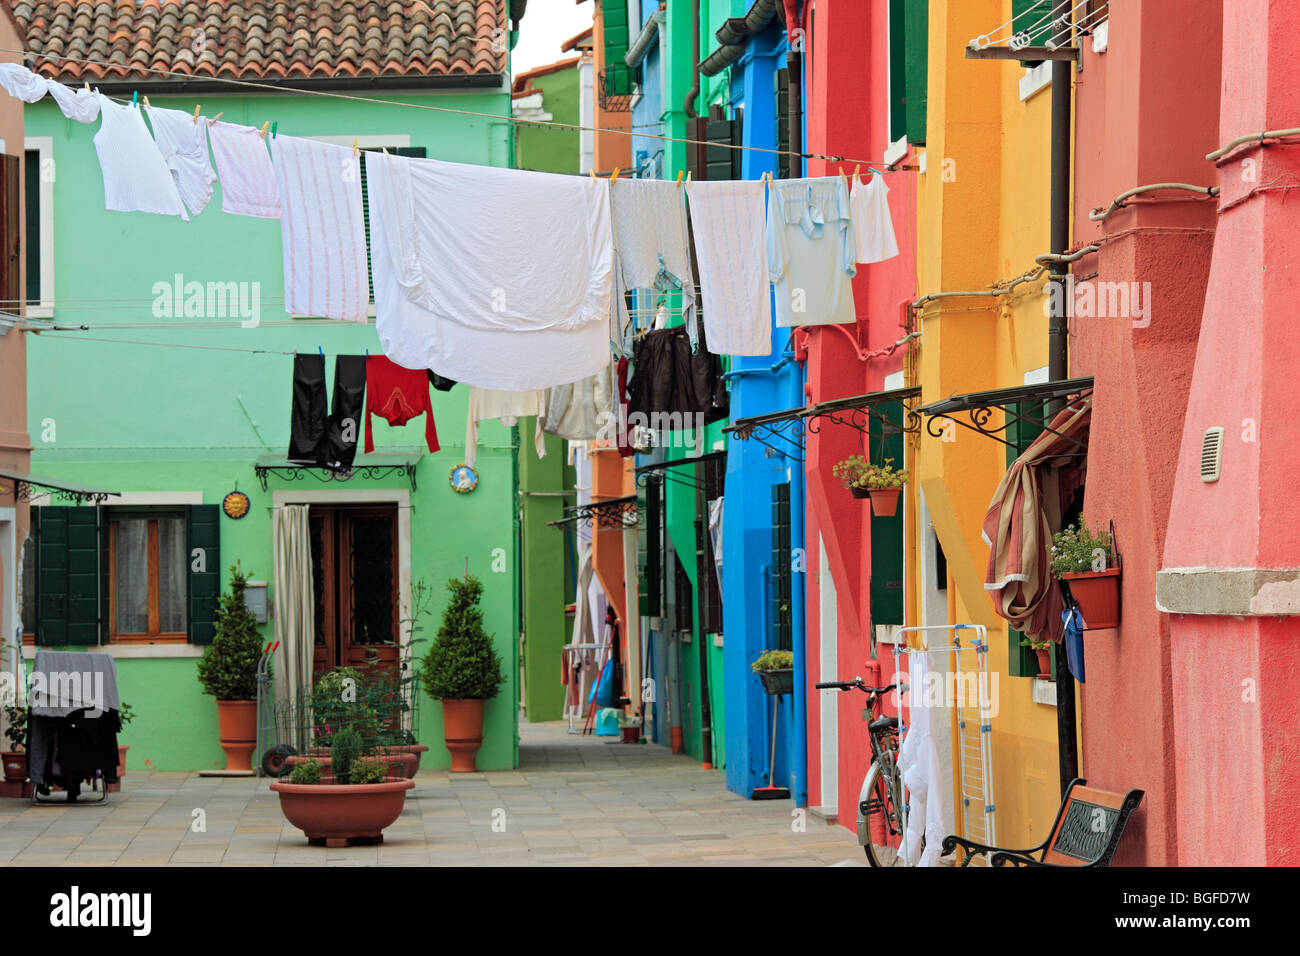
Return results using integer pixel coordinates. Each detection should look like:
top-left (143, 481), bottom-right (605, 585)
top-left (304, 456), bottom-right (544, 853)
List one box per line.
top-left (3, 45), bottom-right (912, 172)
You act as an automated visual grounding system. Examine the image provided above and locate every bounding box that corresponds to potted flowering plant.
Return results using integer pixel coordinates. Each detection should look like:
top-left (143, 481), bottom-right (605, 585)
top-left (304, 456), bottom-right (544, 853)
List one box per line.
top-left (1051, 520), bottom-right (1120, 629)
top-left (1020, 637), bottom-right (1053, 680)
top-left (2, 703), bottom-right (27, 783)
top-left (833, 455), bottom-right (909, 516)
top-left (269, 724), bottom-right (414, 847)
top-left (751, 648), bottom-right (795, 695)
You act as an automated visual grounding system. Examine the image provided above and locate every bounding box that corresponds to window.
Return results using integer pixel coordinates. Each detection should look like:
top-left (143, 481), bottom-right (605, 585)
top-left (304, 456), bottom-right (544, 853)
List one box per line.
top-left (108, 512), bottom-right (187, 641)
top-left (771, 483), bottom-right (792, 651)
top-left (24, 137), bottom-right (54, 317)
top-left (887, 0), bottom-right (928, 149)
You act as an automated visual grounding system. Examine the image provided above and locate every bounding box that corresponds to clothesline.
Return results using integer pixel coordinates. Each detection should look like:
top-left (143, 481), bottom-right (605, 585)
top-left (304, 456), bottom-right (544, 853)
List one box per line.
top-left (1, 45), bottom-right (912, 173)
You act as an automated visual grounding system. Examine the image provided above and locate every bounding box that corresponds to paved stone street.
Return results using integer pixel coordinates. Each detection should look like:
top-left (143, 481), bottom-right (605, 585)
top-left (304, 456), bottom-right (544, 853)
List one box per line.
top-left (0, 719), bottom-right (865, 866)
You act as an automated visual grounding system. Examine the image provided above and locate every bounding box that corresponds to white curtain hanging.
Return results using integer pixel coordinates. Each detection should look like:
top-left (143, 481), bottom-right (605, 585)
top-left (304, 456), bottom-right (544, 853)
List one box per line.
top-left (272, 505), bottom-right (315, 727)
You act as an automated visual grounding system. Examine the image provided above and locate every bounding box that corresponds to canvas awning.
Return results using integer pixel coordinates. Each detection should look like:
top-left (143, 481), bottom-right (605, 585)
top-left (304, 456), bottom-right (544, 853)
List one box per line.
top-left (981, 399), bottom-right (1092, 642)
top-left (0, 469), bottom-right (119, 505)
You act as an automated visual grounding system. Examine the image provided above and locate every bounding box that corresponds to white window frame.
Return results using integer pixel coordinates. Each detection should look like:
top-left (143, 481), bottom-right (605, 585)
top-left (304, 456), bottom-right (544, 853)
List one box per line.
top-left (24, 136), bottom-right (55, 318)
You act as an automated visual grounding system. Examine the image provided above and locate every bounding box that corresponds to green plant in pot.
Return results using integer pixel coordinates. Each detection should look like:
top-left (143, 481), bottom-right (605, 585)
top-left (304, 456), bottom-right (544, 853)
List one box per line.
top-left (833, 455), bottom-right (909, 515)
top-left (751, 648), bottom-right (795, 696)
top-left (1051, 519), bottom-right (1121, 630)
top-left (114, 701), bottom-right (134, 782)
top-left (196, 565), bottom-right (263, 772)
top-left (421, 574), bottom-right (504, 772)
top-left (1020, 637), bottom-right (1054, 681)
top-left (2, 702), bottom-right (27, 783)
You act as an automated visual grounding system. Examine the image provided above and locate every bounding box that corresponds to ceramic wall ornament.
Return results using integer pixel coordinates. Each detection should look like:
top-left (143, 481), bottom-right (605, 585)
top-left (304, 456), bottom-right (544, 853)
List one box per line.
top-left (223, 489), bottom-right (251, 519)
top-left (449, 463), bottom-right (478, 494)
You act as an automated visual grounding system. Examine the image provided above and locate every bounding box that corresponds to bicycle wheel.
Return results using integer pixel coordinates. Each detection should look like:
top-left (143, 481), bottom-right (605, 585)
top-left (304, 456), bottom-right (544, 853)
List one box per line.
top-left (860, 758), bottom-right (906, 867)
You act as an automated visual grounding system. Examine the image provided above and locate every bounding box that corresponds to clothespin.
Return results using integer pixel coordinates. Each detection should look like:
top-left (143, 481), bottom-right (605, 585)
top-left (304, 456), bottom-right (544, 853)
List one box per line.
top-left (686, 170), bottom-right (692, 184)
top-left (208, 111), bottom-right (224, 126)
top-left (259, 122), bottom-right (270, 139)
top-left (143, 95), bottom-right (151, 109)
top-left (853, 164), bottom-right (861, 184)
top-left (839, 168), bottom-right (848, 189)
top-left (83, 81), bottom-right (90, 92)
top-left (318, 346), bottom-right (325, 361)
top-left (271, 122), bottom-right (278, 140)
top-left (676, 170), bottom-right (683, 187)
top-left (352, 138), bottom-right (358, 156)
top-left (193, 104), bottom-right (201, 124)
top-left (611, 167), bottom-right (621, 184)
top-left (131, 90), bottom-right (138, 108)
top-left (589, 169), bottom-right (597, 182)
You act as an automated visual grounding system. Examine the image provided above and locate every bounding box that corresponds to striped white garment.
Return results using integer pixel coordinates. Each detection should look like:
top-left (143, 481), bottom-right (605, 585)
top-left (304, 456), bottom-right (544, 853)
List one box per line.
top-left (271, 135), bottom-right (369, 323)
top-left (686, 179), bottom-right (773, 356)
top-left (207, 121), bottom-right (281, 218)
top-left (146, 104), bottom-right (217, 217)
top-left (92, 94), bottom-right (187, 219)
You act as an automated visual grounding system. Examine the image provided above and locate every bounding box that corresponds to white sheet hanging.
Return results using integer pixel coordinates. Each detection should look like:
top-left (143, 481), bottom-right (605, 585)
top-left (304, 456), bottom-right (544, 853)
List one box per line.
top-left (271, 136), bottom-right (369, 322)
top-left (208, 121), bottom-right (281, 219)
top-left (93, 95), bottom-right (188, 219)
top-left (686, 179), bottom-right (772, 356)
top-left (850, 172), bottom-right (900, 264)
top-left (365, 150), bottom-right (613, 390)
top-left (146, 104), bottom-right (218, 217)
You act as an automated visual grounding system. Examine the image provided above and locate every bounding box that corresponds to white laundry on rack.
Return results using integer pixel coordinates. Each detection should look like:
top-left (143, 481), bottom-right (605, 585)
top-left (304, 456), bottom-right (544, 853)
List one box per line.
top-left (897, 651), bottom-right (950, 867)
top-left (850, 172), bottom-right (900, 264)
top-left (271, 136), bottom-right (368, 322)
top-left (145, 104), bottom-right (218, 217)
top-left (465, 387), bottom-right (548, 468)
top-left (685, 179), bottom-right (772, 356)
top-left (0, 63), bottom-right (49, 103)
top-left (207, 120), bottom-right (281, 218)
top-left (47, 81), bottom-right (101, 123)
top-left (93, 94), bottom-right (188, 219)
top-left (365, 150), bottom-right (613, 391)
top-left (541, 361), bottom-right (614, 441)
top-left (767, 176), bottom-right (857, 327)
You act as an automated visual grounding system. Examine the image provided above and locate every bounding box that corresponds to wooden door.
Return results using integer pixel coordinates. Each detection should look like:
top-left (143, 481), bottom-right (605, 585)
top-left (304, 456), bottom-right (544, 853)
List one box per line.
top-left (310, 505), bottom-right (399, 680)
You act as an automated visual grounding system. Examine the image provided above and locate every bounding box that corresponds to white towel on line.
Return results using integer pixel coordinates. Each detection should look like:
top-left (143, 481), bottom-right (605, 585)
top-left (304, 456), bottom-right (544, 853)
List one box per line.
top-left (146, 104), bottom-right (218, 217)
top-left (365, 150), bottom-right (613, 390)
top-left (207, 120), bottom-right (281, 218)
top-left (271, 135), bottom-right (369, 322)
top-left (686, 179), bottom-right (772, 356)
top-left (92, 94), bottom-right (188, 219)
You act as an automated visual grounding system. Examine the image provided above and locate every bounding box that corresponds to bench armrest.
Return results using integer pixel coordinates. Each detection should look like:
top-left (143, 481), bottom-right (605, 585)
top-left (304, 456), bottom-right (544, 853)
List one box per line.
top-left (942, 833), bottom-right (1049, 866)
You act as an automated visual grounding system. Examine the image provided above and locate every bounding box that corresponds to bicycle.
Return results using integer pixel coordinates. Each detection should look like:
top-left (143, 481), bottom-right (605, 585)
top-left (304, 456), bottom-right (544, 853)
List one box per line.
top-left (815, 678), bottom-right (908, 867)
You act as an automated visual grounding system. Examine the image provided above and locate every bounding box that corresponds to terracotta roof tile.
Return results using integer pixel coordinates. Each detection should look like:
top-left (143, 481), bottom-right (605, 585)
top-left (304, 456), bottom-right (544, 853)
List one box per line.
top-left (6, 1), bottom-right (509, 83)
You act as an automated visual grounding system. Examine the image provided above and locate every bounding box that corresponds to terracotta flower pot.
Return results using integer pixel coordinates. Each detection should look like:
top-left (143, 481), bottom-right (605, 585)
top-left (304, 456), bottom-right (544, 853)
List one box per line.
top-left (1034, 647), bottom-right (1053, 680)
top-left (216, 699), bottom-right (257, 772)
top-left (850, 485), bottom-right (872, 499)
top-left (441, 699), bottom-right (485, 772)
top-left (270, 776), bottom-right (414, 847)
top-left (869, 488), bottom-right (901, 517)
top-left (117, 744), bottom-right (129, 779)
top-left (1061, 568), bottom-right (1122, 629)
top-left (620, 725), bottom-right (641, 744)
top-left (2, 751), bottom-right (25, 783)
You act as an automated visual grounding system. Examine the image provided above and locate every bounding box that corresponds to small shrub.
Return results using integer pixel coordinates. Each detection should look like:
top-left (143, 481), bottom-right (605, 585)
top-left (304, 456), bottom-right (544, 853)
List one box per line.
top-left (196, 566), bottom-right (263, 700)
top-left (2, 704), bottom-right (27, 751)
top-left (421, 575), bottom-right (505, 701)
top-left (751, 649), bottom-right (794, 673)
top-left (349, 758), bottom-right (387, 785)
top-left (1050, 520), bottom-right (1115, 576)
top-left (288, 759), bottom-right (322, 785)
top-left (331, 726), bottom-right (363, 784)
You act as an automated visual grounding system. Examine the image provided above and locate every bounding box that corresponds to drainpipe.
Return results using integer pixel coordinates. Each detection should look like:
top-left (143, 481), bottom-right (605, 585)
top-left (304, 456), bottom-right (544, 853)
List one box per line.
top-left (695, 472), bottom-right (714, 768)
top-left (1048, 28), bottom-right (1079, 797)
top-left (685, 0), bottom-right (701, 119)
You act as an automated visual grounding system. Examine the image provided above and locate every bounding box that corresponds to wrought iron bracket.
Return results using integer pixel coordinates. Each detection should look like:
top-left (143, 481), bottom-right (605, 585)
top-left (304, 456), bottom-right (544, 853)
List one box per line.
top-left (550, 495), bottom-right (640, 530)
top-left (2, 479), bottom-right (117, 505)
top-left (254, 461), bottom-right (418, 493)
top-left (917, 377), bottom-right (1094, 453)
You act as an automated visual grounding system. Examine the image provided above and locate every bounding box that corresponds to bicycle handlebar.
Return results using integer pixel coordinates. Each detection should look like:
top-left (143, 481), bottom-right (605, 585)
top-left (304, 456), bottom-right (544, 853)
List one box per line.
top-left (814, 680), bottom-right (896, 695)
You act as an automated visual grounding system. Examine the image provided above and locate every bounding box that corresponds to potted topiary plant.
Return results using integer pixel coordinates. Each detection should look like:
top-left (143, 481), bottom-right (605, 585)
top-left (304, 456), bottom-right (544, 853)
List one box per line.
top-left (1020, 637), bottom-right (1053, 680)
top-left (269, 724), bottom-right (415, 847)
top-left (2, 703), bottom-right (27, 783)
top-left (833, 455), bottom-right (908, 516)
top-left (196, 565), bottom-right (263, 772)
top-left (1051, 520), bottom-right (1121, 629)
top-left (421, 574), bottom-right (504, 772)
top-left (751, 648), bottom-right (795, 695)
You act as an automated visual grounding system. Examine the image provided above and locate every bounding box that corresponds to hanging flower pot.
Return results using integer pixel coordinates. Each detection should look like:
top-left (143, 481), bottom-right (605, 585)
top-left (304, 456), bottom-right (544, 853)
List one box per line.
top-left (850, 485), bottom-right (872, 500)
top-left (868, 488), bottom-right (901, 517)
top-left (1061, 568), bottom-right (1122, 630)
top-left (1034, 647), bottom-right (1053, 680)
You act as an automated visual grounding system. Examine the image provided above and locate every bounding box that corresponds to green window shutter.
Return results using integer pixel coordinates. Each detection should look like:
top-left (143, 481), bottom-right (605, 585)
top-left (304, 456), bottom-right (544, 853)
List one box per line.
top-left (34, 507), bottom-right (67, 646)
top-left (889, 0), bottom-right (928, 145)
top-left (770, 483), bottom-right (792, 651)
top-left (776, 68), bottom-right (791, 179)
top-left (600, 1), bottom-right (632, 95)
top-left (186, 504), bottom-right (221, 645)
top-left (1012, 0), bottom-right (1055, 67)
top-left (66, 508), bottom-right (100, 645)
top-left (869, 406), bottom-right (906, 654)
top-left (638, 475), bottom-right (663, 618)
top-left (1006, 398), bottom-right (1048, 677)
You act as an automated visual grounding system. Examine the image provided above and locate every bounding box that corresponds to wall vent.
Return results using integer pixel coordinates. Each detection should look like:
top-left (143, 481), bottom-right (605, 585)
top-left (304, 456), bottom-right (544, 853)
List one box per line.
top-left (1201, 427), bottom-right (1224, 482)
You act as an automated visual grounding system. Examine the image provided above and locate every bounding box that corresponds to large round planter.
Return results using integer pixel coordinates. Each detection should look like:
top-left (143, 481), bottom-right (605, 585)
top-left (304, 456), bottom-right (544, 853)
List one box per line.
top-left (270, 776), bottom-right (414, 847)
top-left (285, 751), bottom-right (418, 780)
top-left (441, 699), bottom-right (485, 773)
top-left (2, 751), bottom-right (25, 783)
top-left (758, 668), bottom-right (795, 696)
top-left (868, 488), bottom-right (901, 517)
top-left (1061, 568), bottom-right (1121, 629)
top-left (216, 700), bottom-right (257, 772)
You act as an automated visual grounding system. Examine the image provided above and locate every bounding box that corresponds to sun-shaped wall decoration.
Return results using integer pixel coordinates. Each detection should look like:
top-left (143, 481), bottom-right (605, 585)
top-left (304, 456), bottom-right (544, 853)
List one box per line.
top-left (223, 490), bottom-right (251, 519)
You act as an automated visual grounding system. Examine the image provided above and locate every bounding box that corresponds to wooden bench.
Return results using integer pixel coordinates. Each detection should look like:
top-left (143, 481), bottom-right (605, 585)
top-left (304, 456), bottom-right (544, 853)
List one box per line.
top-left (941, 778), bottom-right (1144, 867)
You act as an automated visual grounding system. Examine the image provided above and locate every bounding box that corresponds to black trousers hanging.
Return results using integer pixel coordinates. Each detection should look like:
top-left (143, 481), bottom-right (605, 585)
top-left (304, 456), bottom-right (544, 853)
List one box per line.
top-left (288, 355), bottom-right (367, 469)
